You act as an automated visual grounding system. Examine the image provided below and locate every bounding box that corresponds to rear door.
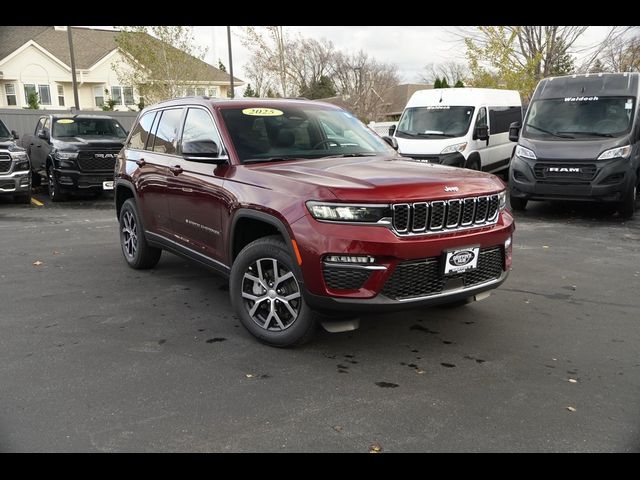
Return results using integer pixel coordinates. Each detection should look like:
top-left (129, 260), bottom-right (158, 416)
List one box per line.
top-left (166, 106), bottom-right (228, 263)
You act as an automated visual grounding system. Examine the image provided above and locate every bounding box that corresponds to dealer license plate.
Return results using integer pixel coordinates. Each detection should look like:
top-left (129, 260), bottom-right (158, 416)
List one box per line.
top-left (443, 246), bottom-right (480, 275)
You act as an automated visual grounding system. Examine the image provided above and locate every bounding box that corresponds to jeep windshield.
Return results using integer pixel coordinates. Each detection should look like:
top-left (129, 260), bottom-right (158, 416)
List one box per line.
top-left (219, 106), bottom-right (394, 164)
top-left (396, 106), bottom-right (475, 139)
top-left (523, 96), bottom-right (635, 140)
top-left (52, 118), bottom-right (127, 138)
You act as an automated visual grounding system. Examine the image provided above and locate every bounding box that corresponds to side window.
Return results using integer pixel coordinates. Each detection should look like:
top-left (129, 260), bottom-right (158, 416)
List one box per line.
top-left (35, 117), bottom-right (45, 134)
top-left (128, 111), bottom-right (156, 150)
top-left (43, 117), bottom-right (51, 132)
top-left (152, 108), bottom-right (184, 155)
top-left (181, 108), bottom-right (222, 153)
top-left (489, 106), bottom-right (522, 134)
top-left (475, 107), bottom-right (487, 129)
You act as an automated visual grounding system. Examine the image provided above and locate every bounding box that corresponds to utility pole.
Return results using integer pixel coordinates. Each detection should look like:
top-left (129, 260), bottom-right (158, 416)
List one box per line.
top-left (227, 26), bottom-right (234, 98)
top-left (67, 26), bottom-right (80, 111)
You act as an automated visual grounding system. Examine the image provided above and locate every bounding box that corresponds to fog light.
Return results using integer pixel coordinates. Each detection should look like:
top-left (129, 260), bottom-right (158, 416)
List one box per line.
top-left (504, 236), bottom-right (513, 270)
top-left (325, 255), bottom-right (375, 264)
top-left (20, 177), bottom-right (30, 186)
top-left (59, 176), bottom-right (74, 185)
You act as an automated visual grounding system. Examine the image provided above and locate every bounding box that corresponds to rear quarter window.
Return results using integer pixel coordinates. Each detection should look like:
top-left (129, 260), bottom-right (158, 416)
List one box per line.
top-left (128, 111), bottom-right (156, 150)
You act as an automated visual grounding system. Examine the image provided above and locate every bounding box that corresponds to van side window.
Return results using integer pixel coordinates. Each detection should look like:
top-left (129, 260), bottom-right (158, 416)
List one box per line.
top-left (476, 107), bottom-right (487, 130)
top-left (128, 111), bottom-right (156, 150)
top-left (489, 106), bottom-right (522, 134)
top-left (152, 108), bottom-right (184, 155)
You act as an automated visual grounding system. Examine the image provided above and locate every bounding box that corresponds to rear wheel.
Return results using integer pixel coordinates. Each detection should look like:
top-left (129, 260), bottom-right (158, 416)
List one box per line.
top-left (230, 236), bottom-right (317, 347)
top-left (618, 180), bottom-right (637, 219)
top-left (510, 196), bottom-right (528, 211)
top-left (119, 198), bottom-right (162, 269)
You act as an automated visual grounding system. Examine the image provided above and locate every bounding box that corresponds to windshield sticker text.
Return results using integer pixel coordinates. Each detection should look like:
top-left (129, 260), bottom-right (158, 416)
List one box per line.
top-left (564, 96), bottom-right (599, 102)
top-left (242, 108), bottom-right (283, 117)
top-left (426, 106), bottom-right (450, 110)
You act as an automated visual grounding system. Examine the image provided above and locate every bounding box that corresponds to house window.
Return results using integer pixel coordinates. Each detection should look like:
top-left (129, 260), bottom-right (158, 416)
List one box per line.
top-left (4, 84), bottom-right (17, 106)
top-left (208, 86), bottom-right (220, 98)
top-left (38, 85), bottom-right (51, 105)
top-left (111, 86), bottom-right (122, 105)
top-left (185, 87), bottom-right (195, 97)
top-left (57, 85), bottom-right (65, 107)
top-left (24, 84), bottom-right (36, 103)
top-left (123, 86), bottom-right (134, 105)
top-left (196, 87), bottom-right (206, 96)
top-left (94, 86), bottom-right (104, 107)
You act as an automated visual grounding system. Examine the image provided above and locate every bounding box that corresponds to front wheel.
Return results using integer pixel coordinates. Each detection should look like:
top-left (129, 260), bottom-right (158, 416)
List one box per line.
top-left (618, 180), bottom-right (637, 219)
top-left (47, 168), bottom-right (67, 202)
top-left (509, 196), bottom-right (528, 211)
top-left (230, 236), bottom-right (317, 347)
top-left (14, 192), bottom-right (31, 204)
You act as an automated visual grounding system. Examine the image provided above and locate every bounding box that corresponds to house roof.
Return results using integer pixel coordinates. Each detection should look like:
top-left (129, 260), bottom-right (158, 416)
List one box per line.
top-left (0, 26), bottom-right (243, 84)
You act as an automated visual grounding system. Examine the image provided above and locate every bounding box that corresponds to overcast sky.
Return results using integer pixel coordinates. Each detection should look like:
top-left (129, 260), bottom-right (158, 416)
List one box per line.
top-left (90, 26), bottom-right (613, 91)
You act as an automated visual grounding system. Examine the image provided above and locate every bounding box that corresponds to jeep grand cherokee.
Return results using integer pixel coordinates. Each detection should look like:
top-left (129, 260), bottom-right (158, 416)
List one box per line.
top-left (115, 98), bottom-right (515, 346)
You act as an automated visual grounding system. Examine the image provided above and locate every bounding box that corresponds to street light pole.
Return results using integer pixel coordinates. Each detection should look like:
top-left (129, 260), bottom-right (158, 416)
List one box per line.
top-left (227, 26), bottom-right (234, 99)
top-left (67, 26), bottom-right (80, 110)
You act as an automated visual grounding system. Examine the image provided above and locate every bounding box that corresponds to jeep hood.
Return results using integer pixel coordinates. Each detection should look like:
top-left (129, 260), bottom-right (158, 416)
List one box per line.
top-left (252, 156), bottom-right (505, 202)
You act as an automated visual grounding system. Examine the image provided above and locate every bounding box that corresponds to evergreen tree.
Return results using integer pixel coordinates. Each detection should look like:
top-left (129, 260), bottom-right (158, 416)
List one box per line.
top-left (434, 77), bottom-right (442, 89)
top-left (27, 91), bottom-right (39, 109)
top-left (218, 60), bottom-right (227, 72)
top-left (300, 75), bottom-right (336, 99)
top-left (454, 79), bottom-right (464, 88)
top-left (244, 83), bottom-right (257, 97)
top-left (440, 77), bottom-right (450, 88)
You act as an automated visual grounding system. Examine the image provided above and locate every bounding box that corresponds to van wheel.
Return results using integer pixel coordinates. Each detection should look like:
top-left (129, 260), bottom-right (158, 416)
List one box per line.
top-left (466, 157), bottom-right (481, 171)
top-left (510, 196), bottom-right (528, 211)
top-left (618, 181), bottom-right (637, 219)
top-left (230, 236), bottom-right (317, 347)
top-left (119, 198), bottom-right (162, 269)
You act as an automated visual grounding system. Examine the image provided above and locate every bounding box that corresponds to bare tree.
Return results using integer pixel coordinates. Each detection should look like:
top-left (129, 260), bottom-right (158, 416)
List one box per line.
top-left (592, 28), bottom-right (640, 73)
top-left (241, 26), bottom-right (291, 97)
top-left (421, 61), bottom-right (468, 85)
top-left (286, 37), bottom-right (336, 96)
top-left (243, 53), bottom-right (274, 97)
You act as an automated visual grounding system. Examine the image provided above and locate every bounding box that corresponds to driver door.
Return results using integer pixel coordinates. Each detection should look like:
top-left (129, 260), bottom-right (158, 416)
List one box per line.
top-left (471, 106), bottom-right (489, 169)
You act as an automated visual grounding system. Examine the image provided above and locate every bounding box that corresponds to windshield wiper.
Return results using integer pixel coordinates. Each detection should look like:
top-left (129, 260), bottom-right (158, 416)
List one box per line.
top-left (395, 130), bottom-right (418, 137)
top-left (416, 132), bottom-right (456, 137)
top-left (557, 131), bottom-right (614, 138)
top-left (243, 157), bottom-right (296, 164)
top-left (321, 153), bottom-right (378, 158)
top-left (526, 123), bottom-right (574, 138)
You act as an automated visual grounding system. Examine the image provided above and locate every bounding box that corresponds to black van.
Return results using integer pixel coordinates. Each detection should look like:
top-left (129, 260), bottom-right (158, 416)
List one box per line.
top-left (508, 72), bottom-right (639, 218)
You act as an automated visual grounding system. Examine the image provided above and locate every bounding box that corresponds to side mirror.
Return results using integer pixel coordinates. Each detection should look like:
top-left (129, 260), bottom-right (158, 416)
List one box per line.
top-left (474, 125), bottom-right (489, 141)
top-left (182, 139), bottom-right (227, 164)
top-left (382, 135), bottom-right (398, 150)
top-left (37, 128), bottom-right (50, 140)
top-left (388, 124), bottom-right (397, 136)
top-left (11, 130), bottom-right (19, 140)
top-left (509, 121), bottom-right (521, 142)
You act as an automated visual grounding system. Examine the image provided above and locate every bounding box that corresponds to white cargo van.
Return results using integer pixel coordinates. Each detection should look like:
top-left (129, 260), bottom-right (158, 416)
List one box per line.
top-left (392, 88), bottom-right (522, 173)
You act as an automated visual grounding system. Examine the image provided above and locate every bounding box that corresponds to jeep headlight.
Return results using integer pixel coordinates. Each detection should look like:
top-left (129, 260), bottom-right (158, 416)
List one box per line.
top-left (597, 145), bottom-right (631, 160)
top-left (498, 190), bottom-right (507, 211)
top-left (440, 142), bottom-right (467, 154)
top-left (515, 145), bottom-right (536, 160)
top-left (307, 201), bottom-right (391, 223)
top-left (54, 151), bottom-right (78, 160)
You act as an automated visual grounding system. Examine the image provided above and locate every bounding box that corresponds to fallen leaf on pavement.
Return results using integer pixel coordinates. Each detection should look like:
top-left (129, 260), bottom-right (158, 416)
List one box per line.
top-left (53, 251), bottom-right (60, 255)
top-left (333, 425), bottom-right (343, 432)
top-left (566, 406), bottom-right (576, 412)
top-left (33, 260), bottom-right (44, 266)
top-left (245, 374), bottom-right (254, 378)
top-left (543, 246), bottom-right (550, 249)
top-left (416, 369), bottom-right (425, 374)
top-left (568, 378), bottom-right (578, 384)
top-left (369, 443), bottom-right (382, 453)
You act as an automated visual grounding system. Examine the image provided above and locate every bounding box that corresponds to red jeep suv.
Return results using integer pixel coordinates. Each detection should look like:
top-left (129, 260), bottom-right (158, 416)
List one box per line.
top-left (115, 97), bottom-right (514, 346)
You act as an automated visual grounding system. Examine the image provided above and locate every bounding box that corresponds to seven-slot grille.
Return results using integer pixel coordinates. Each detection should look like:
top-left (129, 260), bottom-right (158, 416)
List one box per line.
top-left (77, 151), bottom-right (120, 171)
top-left (381, 246), bottom-right (504, 300)
top-left (0, 153), bottom-right (11, 173)
top-left (392, 194), bottom-right (500, 235)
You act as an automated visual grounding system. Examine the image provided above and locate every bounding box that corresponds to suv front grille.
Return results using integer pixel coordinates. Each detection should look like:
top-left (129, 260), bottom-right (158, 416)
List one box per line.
top-left (0, 153), bottom-right (11, 173)
top-left (381, 247), bottom-right (504, 300)
top-left (77, 151), bottom-right (119, 171)
top-left (392, 194), bottom-right (500, 235)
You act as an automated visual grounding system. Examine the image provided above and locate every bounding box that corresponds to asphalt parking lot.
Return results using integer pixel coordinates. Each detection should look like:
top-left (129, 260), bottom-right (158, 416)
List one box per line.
top-left (1, 190), bottom-right (639, 452)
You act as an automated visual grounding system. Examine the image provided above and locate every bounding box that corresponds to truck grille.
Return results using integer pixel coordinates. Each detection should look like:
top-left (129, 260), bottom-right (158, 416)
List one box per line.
top-left (323, 265), bottom-right (371, 290)
top-left (533, 163), bottom-right (597, 183)
top-left (77, 151), bottom-right (119, 171)
top-left (392, 194), bottom-right (500, 235)
top-left (0, 153), bottom-right (11, 173)
top-left (381, 246), bottom-right (504, 300)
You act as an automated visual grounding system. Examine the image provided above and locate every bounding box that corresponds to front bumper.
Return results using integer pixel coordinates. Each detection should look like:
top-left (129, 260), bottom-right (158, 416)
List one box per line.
top-left (53, 168), bottom-right (114, 191)
top-left (290, 210), bottom-right (514, 311)
top-left (400, 152), bottom-right (466, 167)
top-left (509, 155), bottom-right (634, 202)
top-left (0, 170), bottom-right (31, 195)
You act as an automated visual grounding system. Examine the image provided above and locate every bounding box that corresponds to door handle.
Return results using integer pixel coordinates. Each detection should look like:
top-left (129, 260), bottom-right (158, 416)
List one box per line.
top-left (136, 158), bottom-right (146, 167)
top-left (170, 165), bottom-right (183, 176)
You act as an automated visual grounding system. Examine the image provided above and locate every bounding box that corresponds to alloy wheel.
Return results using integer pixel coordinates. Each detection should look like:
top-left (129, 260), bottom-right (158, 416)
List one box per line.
top-left (122, 210), bottom-right (138, 259)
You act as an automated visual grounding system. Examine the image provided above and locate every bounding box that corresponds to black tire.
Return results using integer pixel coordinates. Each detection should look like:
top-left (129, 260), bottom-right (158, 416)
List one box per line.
top-left (510, 196), bottom-right (528, 211)
top-left (466, 156), bottom-right (481, 171)
top-left (119, 198), bottom-right (162, 269)
top-left (618, 179), bottom-right (637, 219)
top-left (31, 170), bottom-right (42, 187)
top-left (14, 192), bottom-right (31, 204)
top-left (47, 167), bottom-right (67, 202)
top-left (230, 235), bottom-right (317, 347)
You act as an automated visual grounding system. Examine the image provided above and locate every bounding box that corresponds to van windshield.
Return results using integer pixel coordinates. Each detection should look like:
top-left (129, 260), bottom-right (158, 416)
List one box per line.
top-left (523, 97), bottom-right (635, 139)
top-left (396, 106), bottom-right (475, 139)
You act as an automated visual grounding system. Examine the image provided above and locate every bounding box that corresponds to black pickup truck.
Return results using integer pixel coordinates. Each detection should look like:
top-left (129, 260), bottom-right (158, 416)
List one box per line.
top-left (0, 118), bottom-right (31, 204)
top-left (20, 114), bottom-right (127, 201)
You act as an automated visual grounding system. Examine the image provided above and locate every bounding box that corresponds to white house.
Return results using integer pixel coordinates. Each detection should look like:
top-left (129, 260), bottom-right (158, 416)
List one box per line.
top-left (0, 26), bottom-right (243, 111)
